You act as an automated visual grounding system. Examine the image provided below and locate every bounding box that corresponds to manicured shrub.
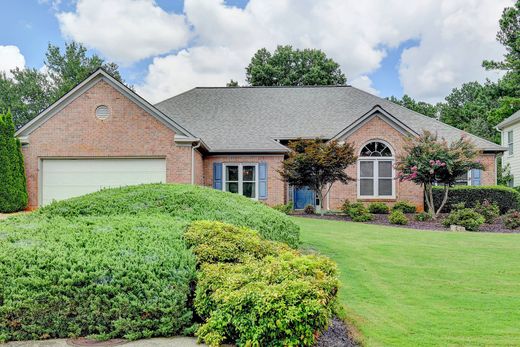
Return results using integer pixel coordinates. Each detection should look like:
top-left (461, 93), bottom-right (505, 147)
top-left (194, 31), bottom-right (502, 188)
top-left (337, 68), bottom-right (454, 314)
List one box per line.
top-left (346, 202), bottom-right (374, 222)
top-left (340, 199), bottom-right (350, 214)
top-left (0, 110), bottom-right (28, 213)
top-left (392, 201), bottom-right (417, 213)
top-left (304, 204), bottom-right (315, 214)
top-left (40, 184), bottom-right (300, 248)
top-left (272, 202), bottom-right (293, 215)
top-left (415, 211), bottom-right (432, 222)
top-left (388, 210), bottom-right (408, 225)
top-left (368, 202), bottom-right (390, 214)
top-left (474, 199), bottom-right (500, 224)
top-left (187, 221), bottom-right (338, 347)
top-left (504, 210), bottom-right (520, 229)
top-left (432, 186), bottom-right (520, 214)
top-left (0, 214), bottom-right (196, 342)
top-left (442, 208), bottom-right (485, 231)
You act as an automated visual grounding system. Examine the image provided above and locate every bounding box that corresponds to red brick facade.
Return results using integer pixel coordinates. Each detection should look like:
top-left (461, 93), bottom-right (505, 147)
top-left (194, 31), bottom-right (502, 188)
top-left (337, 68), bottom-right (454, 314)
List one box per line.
top-left (20, 80), bottom-right (498, 210)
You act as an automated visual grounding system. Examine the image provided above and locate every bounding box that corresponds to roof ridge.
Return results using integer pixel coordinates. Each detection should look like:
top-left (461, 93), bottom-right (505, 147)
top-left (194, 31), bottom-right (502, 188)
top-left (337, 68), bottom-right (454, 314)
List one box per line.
top-left (193, 85), bottom-right (352, 89)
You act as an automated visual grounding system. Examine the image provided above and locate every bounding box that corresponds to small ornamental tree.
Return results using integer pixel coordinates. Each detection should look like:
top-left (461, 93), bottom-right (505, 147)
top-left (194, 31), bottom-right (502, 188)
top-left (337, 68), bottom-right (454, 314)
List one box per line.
top-left (395, 131), bottom-right (483, 219)
top-left (0, 109), bottom-right (28, 212)
top-left (279, 139), bottom-right (357, 215)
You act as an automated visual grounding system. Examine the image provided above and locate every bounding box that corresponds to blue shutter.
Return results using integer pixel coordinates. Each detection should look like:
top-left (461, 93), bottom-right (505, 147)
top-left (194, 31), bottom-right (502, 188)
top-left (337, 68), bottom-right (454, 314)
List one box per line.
top-left (213, 163), bottom-right (223, 190)
top-left (471, 169), bottom-right (481, 186)
top-left (258, 162), bottom-right (268, 200)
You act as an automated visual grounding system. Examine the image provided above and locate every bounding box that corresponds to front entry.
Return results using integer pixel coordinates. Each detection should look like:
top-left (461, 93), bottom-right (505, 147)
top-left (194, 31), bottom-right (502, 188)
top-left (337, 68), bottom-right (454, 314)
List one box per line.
top-left (293, 187), bottom-right (315, 210)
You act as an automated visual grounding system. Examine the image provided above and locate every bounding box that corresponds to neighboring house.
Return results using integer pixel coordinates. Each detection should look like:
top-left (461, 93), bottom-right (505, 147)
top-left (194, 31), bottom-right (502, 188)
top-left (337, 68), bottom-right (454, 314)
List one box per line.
top-left (497, 110), bottom-right (520, 187)
top-left (16, 69), bottom-right (505, 211)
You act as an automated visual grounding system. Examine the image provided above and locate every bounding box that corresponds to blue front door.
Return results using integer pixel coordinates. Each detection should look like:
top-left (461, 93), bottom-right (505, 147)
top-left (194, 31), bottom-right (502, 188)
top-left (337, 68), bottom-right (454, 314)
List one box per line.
top-left (293, 187), bottom-right (315, 210)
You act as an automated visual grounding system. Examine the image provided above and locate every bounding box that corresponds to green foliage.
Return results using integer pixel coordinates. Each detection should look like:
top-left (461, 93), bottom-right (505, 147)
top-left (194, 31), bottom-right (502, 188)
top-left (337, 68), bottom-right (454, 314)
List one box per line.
top-left (474, 199), bottom-right (500, 223)
top-left (432, 185), bottom-right (520, 214)
top-left (415, 212), bottom-right (433, 222)
top-left (272, 201), bottom-right (293, 214)
top-left (346, 203), bottom-right (374, 222)
top-left (340, 199), bottom-right (351, 214)
top-left (188, 221), bottom-right (338, 347)
top-left (0, 214), bottom-right (196, 341)
top-left (304, 204), bottom-right (316, 214)
top-left (504, 210), bottom-right (520, 229)
top-left (0, 42), bottom-right (122, 128)
top-left (246, 45), bottom-right (347, 86)
top-left (442, 208), bottom-right (485, 231)
top-left (40, 184), bottom-right (300, 248)
top-left (387, 94), bottom-right (437, 118)
top-left (368, 202), bottom-right (390, 214)
top-left (0, 110), bottom-right (28, 212)
top-left (392, 201), bottom-right (417, 214)
top-left (184, 221), bottom-right (291, 264)
top-left (396, 131), bottom-right (482, 217)
top-left (388, 210), bottom-right (408, 225)
top-left (280, 138), bottom-right (357, 212)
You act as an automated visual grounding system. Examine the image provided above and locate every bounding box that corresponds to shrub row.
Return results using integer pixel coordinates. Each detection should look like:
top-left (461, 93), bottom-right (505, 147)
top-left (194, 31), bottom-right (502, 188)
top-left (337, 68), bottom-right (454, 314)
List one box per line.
top-left (185, 221), bottom-right (339, 347)
top-left (0, 214), bottom-right (196, 342)
top-left (432, 186), bottom-right (520, 214)
top-left (40, 184), bottom-right (300, 248)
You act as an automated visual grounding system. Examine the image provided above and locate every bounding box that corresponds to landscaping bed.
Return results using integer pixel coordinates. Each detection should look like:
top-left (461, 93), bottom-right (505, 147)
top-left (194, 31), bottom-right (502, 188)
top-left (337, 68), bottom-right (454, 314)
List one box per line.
top-left (296, 212), bottom-right (520, 233)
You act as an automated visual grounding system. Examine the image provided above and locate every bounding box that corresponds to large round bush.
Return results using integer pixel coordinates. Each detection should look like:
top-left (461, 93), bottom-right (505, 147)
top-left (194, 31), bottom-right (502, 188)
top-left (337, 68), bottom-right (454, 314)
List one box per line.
top-left (0, 214), bottom-right (196, 342)
top-left (40, 184), bottom-right (300, 248)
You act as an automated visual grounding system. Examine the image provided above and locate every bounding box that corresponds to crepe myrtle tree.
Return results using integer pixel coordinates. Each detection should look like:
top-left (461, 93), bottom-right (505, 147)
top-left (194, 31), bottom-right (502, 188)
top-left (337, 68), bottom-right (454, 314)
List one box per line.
top-left (395, 131), bottom-right (483, 219)
top-left (279, 138), bottom-right (357, 215)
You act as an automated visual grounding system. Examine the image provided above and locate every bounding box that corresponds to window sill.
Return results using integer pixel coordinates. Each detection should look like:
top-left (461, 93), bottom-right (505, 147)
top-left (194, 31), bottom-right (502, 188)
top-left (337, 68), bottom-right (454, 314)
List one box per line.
top-left (357, 197), bottom-right (397, 202)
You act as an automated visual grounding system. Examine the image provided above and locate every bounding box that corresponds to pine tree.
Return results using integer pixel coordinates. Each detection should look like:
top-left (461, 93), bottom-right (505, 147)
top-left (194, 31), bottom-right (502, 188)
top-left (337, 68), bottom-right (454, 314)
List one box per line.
top-left (0, 110), bottom-right (28, 212)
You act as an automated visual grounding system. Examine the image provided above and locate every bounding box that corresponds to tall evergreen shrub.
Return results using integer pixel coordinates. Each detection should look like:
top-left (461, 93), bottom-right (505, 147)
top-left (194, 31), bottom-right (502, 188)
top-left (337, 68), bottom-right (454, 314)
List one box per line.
top-left (0, 110), bottom-right (28, 212)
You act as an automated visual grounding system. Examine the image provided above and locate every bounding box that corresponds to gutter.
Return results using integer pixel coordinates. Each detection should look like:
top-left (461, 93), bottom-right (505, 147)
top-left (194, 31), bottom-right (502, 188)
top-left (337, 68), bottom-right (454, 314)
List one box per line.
top-left (191, 141), bottom-right (201, 185)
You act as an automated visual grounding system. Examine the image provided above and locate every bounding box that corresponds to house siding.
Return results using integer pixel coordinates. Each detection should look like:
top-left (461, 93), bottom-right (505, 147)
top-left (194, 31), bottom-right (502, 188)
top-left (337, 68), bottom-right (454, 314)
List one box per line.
top-left (501, 124), bottom-right (519, 186)
top-left (22, 80), bottom-right (192, 208)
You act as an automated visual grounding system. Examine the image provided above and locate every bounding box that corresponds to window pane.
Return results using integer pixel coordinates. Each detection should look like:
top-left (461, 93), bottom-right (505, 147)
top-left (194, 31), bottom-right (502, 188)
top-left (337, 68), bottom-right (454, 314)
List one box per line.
top-left (378, 179), bottom-right (392, 196)
top-left (360, 161), bottom-right (374, 177)
top-left (378, 161), bottom-right (392, 178)
top-left (242, 165), bottom-right (255, 181)
top-left (226, 182), bottom-right (239, 193)
top-left (360, 179), bottom-right (374, 196)
top-left (226, 166), bottom-right (239, 181)
top-left (509, 131), bottom-right (513, 143)
top-left (454, 172), bottom-right (469, 185)
top-left (243, 182), bottom-right (256, 198)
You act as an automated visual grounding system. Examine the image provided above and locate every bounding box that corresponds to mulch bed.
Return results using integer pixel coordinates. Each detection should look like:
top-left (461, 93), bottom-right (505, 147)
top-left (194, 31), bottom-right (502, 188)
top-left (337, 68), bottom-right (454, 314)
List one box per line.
top-left (296, 212), bottom-right (520, 234)
top-left (315, 317), bottom-right (359, 347)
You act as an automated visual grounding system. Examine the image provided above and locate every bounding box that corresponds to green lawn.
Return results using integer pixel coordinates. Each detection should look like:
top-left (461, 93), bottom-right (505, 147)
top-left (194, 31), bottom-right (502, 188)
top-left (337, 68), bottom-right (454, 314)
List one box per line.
top-left (294, 217), bottom-right (520, 347)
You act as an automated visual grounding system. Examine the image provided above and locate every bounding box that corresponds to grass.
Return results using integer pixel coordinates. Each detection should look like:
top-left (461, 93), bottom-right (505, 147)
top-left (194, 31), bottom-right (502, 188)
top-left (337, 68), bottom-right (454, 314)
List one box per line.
top-left (294, 217), bottom-right (520, 347)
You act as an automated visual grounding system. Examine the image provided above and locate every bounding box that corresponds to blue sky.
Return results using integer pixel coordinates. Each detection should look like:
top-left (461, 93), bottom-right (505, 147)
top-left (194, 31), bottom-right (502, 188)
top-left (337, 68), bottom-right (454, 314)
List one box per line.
top-left (0, 0), bottom-right (509, 103)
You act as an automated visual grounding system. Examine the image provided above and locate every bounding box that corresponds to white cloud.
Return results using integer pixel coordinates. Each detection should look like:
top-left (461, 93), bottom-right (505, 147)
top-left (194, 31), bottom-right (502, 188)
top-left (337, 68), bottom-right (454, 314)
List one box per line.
top-left (350, 76), bottom-right (379, 95)
top-left (0, 46), bottom-right (25, 78)
top-left (57, 0), bottom-right (191, 65)
top-left (399, 0), bottom-right (510, 102)
top-left (56, 0), bottom-right (508, 103)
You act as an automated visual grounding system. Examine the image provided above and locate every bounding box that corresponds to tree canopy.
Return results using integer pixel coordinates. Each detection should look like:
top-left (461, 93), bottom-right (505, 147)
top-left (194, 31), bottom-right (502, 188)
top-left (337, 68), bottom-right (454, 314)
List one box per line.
top-left (246, 45), bottom-right (346, 86)
top-left (0, 42), bottom-right (122, 128)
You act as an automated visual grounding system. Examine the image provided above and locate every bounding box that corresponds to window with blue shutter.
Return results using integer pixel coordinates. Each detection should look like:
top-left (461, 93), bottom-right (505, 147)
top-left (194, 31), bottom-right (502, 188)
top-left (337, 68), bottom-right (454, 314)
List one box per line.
top-left (471, 169), bottom-right (481, 186)
top-left (213, 162), bottom-right (222, 190)
top-left (258, 162), bottom-right (268, 200)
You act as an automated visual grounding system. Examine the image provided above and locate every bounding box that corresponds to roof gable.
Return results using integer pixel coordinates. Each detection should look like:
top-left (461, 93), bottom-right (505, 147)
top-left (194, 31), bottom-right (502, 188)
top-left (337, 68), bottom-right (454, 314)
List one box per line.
top-left (16, 68), bottom-right (195, 138)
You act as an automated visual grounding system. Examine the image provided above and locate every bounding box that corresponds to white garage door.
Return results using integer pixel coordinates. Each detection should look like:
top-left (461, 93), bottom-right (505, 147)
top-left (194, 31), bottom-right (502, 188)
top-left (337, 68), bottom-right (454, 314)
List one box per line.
top-left (41, 158), bottom-right (166, 205)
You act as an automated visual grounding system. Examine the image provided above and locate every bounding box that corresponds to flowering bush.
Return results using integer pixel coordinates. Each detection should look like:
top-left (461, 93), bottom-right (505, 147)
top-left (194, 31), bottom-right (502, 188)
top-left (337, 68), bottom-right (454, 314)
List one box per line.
top-left (395, 131), bottom-right (483, 219)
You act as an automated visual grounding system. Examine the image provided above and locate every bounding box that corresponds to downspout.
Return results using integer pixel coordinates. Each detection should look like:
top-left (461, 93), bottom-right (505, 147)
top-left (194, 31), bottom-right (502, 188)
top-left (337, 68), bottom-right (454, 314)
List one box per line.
top-left (191, 141), bottom-right (201, 185)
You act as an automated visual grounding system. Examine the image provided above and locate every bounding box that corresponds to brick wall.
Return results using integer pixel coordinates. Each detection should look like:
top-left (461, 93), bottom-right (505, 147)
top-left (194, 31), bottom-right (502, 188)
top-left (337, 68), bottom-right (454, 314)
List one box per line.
top-left (22, 80), bottom-right (192, 208)
top-left (203, 155), bottom-right (285, 206)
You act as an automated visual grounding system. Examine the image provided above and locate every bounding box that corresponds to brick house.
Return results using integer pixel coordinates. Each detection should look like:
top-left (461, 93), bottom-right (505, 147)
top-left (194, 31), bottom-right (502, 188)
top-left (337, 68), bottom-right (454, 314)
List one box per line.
top-left (16, 69), bottom-right (505, 210)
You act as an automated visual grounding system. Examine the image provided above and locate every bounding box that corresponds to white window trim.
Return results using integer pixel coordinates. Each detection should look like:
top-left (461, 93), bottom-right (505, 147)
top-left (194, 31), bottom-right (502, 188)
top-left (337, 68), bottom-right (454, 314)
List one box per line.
top-left (508, 130), bottom-right (514, 157)
top-left (357, 157), bottom-right (396, 199)
top-left (222, 163), bottom-right (259, 200)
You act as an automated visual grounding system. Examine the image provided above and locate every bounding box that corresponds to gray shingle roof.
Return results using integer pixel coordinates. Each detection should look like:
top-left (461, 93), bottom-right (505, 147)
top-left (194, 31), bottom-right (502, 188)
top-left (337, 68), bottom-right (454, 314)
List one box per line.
top-left (155, 85), bottom-right (505, 153)
top-left (497, 110), bottom-right (520, 129)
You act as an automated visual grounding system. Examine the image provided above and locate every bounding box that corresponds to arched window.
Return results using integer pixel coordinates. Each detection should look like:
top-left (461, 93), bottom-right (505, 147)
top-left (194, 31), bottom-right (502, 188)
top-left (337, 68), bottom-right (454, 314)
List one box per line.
top-left (358, 141), bottom-right (395, 198)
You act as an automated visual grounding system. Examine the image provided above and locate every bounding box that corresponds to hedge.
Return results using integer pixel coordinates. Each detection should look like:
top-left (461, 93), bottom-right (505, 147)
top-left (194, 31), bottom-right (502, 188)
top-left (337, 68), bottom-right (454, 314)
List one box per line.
top-left (0, 110), bottom-right (28, 213)
top-left (0, 214), bottom-right (196, 342)
top-left (432, 185), bottom-right (520, 214)
top-left (186, 221), bottom-right (338, 347)
top-left (40, 184), bottom-right (300, 248)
